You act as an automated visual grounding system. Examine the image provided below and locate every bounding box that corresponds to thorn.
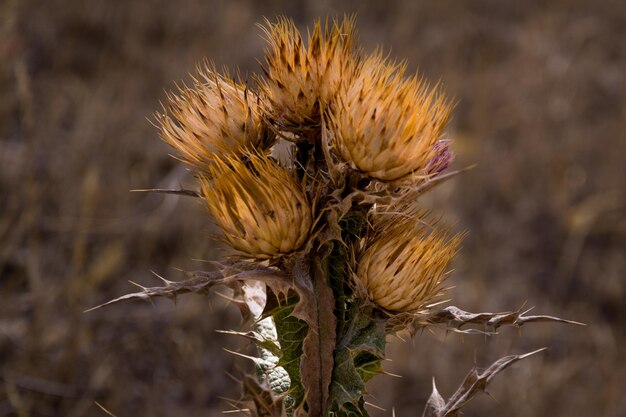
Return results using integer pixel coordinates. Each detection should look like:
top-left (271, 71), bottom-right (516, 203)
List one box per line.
top-left (190, 258), bottom-right (215, 264)
top-left (128, 280), bottom-right (148, 290)
top-left (426, 298), bottom-right (452, 308)
top-left (223, 348), bottom-right (262, 364)
top-left (220, 395), bottom-right (245, 412)
top-left (129, 188), bottom-right (200, 197)
top-left (95, 401), bottom-right (117, 416)
top-left (364, 401), bottom-right (386, 411)
top-left (381, 370), bottom-right (402, 378)
top-left (484, 390), bottom-right (499, 404)
top-left (215, 329), bottom-right (245, 335)
top-left (214, 290), bottom-right (239, 304)
top-left (519, 347), bottom-right (548, 359)
top-left (151, 270), bottom-right (174, 286)
top-left (83, 303), bottom-right (106, 313)
top-left (224, 371), bottom-right (242, 384)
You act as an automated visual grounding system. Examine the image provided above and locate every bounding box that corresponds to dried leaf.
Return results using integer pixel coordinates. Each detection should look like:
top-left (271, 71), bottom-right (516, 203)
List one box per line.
top-left (84, 265), bottom-right (288, 313)
top-left (413, 305), bottom-right (584, 334)
top-left (222, 264), bottom-right (295, 306)
top-left (242, 280), bottom-right (268, 318)
top-left (331, 166), bottom-right (474, 213)
top-left (422, 348), bottom-right (546, 417)
top-left (290, 252), bottom-right (337, 417)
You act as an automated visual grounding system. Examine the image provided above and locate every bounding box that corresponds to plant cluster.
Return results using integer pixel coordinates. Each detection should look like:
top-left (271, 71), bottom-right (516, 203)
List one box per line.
top-left (94, 16), bottom-right (579, 417)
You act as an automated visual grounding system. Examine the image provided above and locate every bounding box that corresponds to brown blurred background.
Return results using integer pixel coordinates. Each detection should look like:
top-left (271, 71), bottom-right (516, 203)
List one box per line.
top-left (1, 0), bottom-right (625, 416)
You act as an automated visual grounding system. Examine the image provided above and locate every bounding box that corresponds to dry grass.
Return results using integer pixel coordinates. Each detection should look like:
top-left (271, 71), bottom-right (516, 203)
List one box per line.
top-left (1, 1), bottom-right (624, 416)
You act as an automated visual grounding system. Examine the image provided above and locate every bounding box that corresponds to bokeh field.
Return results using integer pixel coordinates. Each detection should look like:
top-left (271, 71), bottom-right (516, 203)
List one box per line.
top-left (1, 1), bottom-right (624, 416)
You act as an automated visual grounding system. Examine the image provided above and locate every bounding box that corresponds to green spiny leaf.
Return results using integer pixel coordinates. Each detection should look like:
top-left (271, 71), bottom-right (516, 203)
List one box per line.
top-left (272, 300), bottom-right (308, 409)
top-left (329, 213), bottom-right (365, 340)
top-left (329, 241), bottom-right (350, 338)
top-left (327, 213), bottom-right (387, 417)
top-left (330, 303), bottom-right (386, 416)
top-left (331, 348), bottom-right (368, 417)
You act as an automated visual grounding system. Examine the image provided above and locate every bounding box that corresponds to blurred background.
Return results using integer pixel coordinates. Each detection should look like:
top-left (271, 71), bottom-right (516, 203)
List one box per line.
top-left (1, 0), bottom-right (624, 416)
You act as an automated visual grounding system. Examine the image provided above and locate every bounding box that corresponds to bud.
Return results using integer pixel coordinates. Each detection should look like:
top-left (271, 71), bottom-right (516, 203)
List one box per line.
top-left (157, 63), bottom-right (271, 170)
top-left (259, 16), bottom-right (357, 133)
top-left (200, 152), bottom-right (312, 259)
top-left (356, 216), bottom-right (461, 313)
top-left (328, 52), bottom-right (452, 182)
top-left (425, 139), bottom-right (455, 176)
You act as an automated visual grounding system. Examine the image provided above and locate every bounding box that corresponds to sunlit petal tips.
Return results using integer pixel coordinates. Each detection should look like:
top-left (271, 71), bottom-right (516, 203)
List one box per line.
top-left (156, 63), bottom-right (272, 170)
top-left (200, 152), bottom-right (313, 259)
top-left (357, 215), bottom-right (462, 313)
top-left (328, 52), bottom-right (453, 182)
top-left (259, 16), bottom-right (359, 133)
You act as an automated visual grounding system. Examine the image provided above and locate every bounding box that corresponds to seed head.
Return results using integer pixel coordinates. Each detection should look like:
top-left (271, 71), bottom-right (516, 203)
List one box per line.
top-left (259, 16), bottom-right (358, 132)
top-left (157, 63), bottom-right (271, 170)
top-left (200, 152), bottom-right (312, 259)
top-left (328, 52), bottom-right (453, 182)
top-left (356, 215), bottom-right (461, 313)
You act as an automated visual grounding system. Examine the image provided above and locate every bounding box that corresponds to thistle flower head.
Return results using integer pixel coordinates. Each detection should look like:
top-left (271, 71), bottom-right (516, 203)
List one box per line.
top-left (200, 152), bottom-right (312, 259)
top-left (356, 215), bottom-right (461, 313)
top-left (157, 63), bottom-right (271, 170)
top-left (259, 16), bottom-right (358, 132)
top-left (328, 52), bottom-right (453, 182)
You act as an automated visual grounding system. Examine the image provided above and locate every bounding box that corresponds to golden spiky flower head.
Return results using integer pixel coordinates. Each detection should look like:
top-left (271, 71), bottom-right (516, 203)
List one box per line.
top-left (156, 63), bottom-right (272, 171)
top-left (200, 152), bottom-right (312, 259)
top-left (328, 52), bottom-right (453, 182)
top-left (356, 214), bottom-right (461, 313)
top-left (259, 16), bottom-right (358, 132)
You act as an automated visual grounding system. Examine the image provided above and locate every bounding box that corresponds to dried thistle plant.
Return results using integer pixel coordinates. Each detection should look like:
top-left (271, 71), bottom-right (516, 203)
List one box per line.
top-left (92, 15), bottom-right (581, 417)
